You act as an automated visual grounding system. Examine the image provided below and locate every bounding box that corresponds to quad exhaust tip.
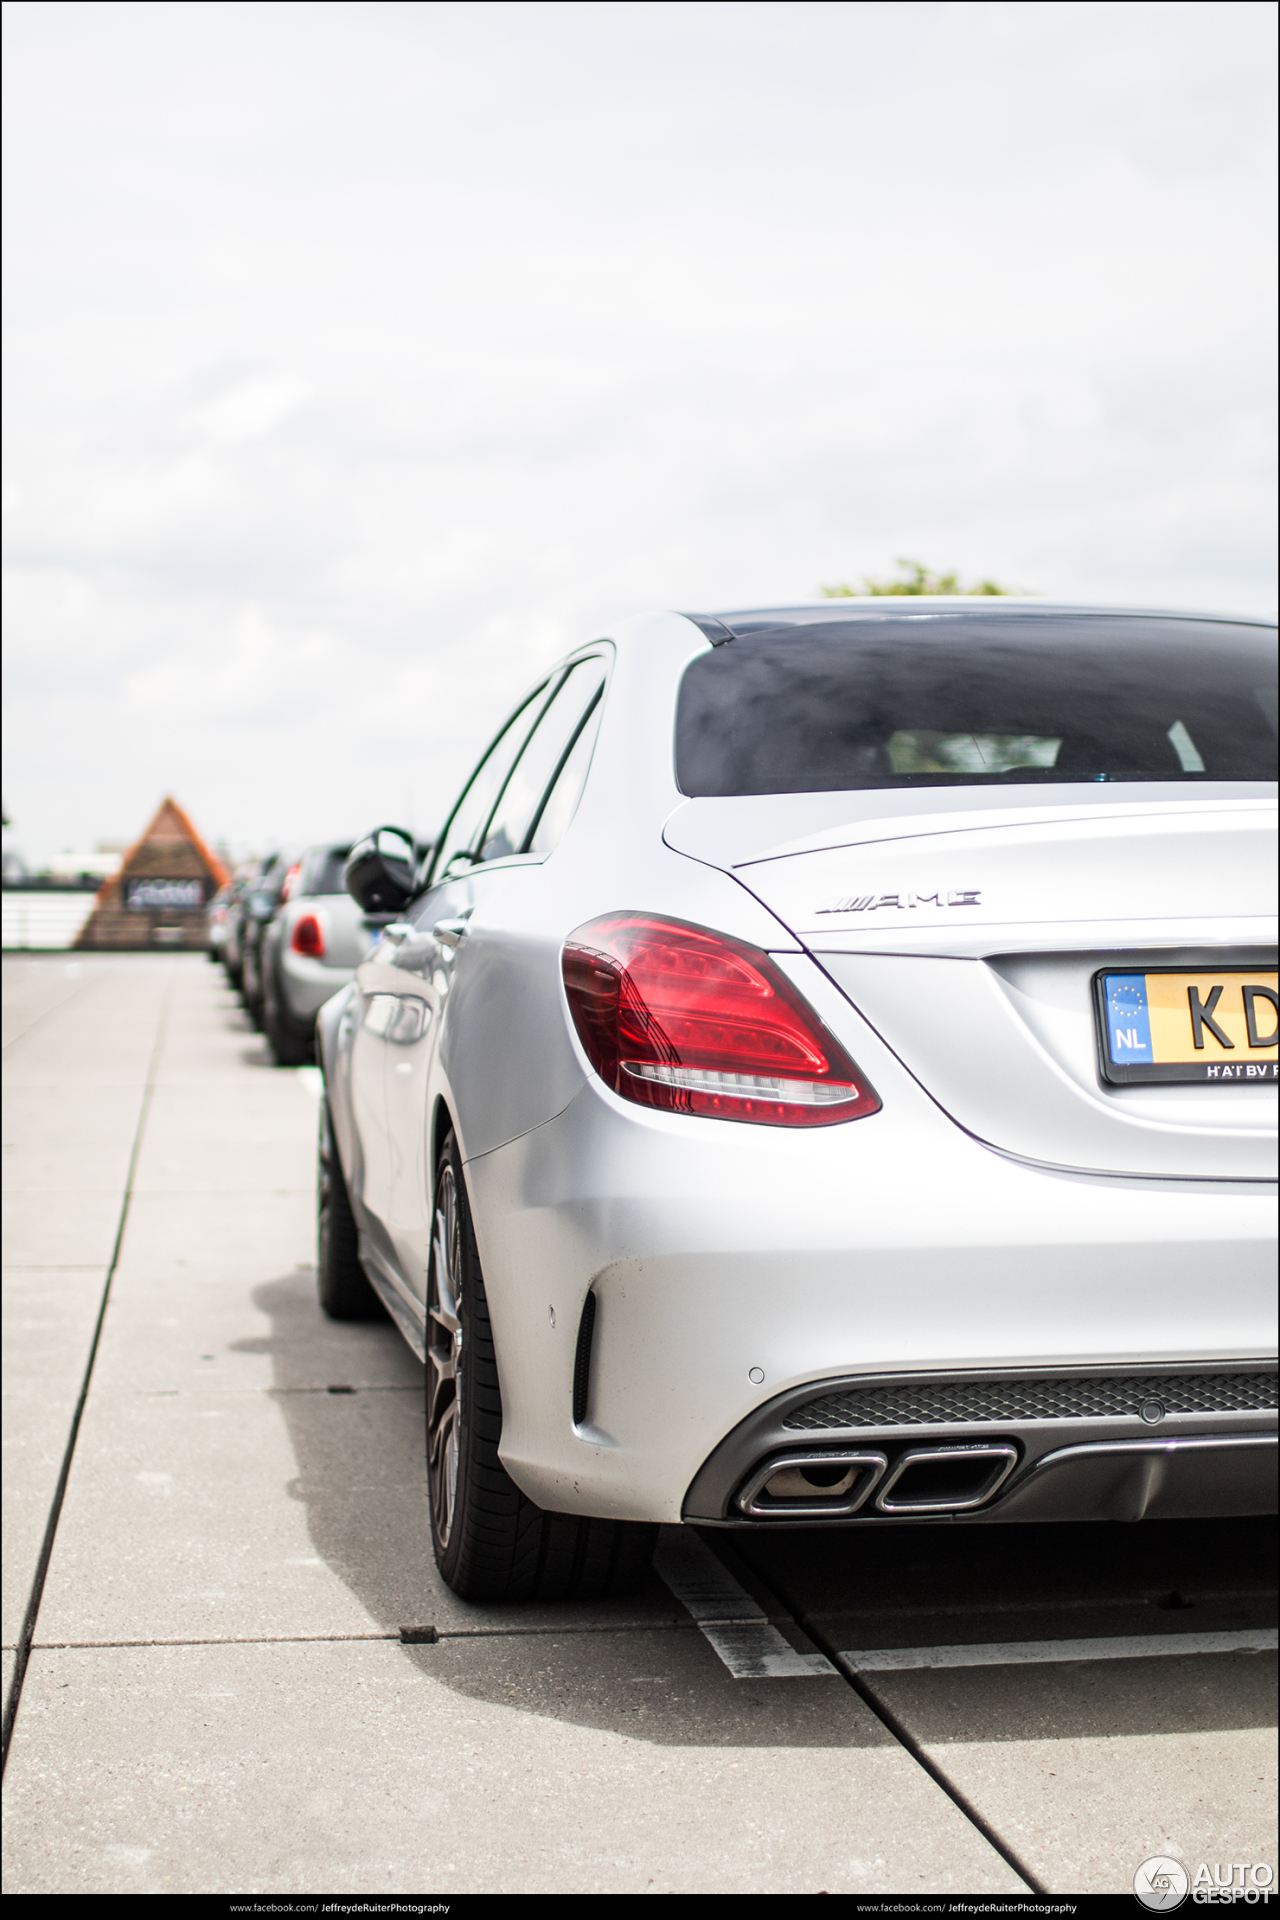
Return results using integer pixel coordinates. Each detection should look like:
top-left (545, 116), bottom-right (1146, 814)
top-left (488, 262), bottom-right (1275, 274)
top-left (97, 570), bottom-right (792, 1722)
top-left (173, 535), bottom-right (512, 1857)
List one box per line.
top-left (737, 1442), bottom-right (1019, 1519)
top-left (874, 1443), bottom-right (1018, 1514)
top-left (737, 1449), bottom-right (888, 1518)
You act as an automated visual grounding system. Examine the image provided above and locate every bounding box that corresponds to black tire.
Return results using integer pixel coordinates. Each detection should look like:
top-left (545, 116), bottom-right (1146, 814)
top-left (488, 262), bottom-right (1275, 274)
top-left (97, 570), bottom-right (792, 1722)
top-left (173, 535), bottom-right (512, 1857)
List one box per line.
top-left (426, 1131), bottom-right (657, 1601)
top-left (316, 1094), bottom-right (385, 1320)
top-left (264, 967), bottom-right (313, 1067)
top-left (241, 943), bottom-right (264, 1026)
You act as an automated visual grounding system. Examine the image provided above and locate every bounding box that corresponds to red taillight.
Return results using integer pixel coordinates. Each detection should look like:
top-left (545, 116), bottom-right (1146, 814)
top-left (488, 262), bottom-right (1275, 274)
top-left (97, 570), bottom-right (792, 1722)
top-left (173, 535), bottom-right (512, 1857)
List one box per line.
top-left (280, 861), bottom-right (302, 904)
top-left (562, 913), bottom-right (880, 1127)
top-left (291, 913), bottom-right (325, 958)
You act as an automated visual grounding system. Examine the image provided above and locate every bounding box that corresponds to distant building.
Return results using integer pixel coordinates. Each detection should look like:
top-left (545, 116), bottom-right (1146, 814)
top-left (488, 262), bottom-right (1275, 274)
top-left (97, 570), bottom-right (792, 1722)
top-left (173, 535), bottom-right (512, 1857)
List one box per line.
top-left (75, 797), bottom-right (229, 952)
top-left (47, 849), bottom-right (123, 882)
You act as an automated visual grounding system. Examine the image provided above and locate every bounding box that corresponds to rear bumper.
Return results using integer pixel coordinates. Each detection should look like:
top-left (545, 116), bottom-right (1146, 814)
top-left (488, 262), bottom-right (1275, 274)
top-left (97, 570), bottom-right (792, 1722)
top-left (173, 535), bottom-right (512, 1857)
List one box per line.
top-left (682, 1365), bottom-right (1277, 1525)
top-left (279, 951), bottom-right (355, 1023)
top-left (991, 1434), bottom-right (1275, 1522)
top-left (464, 1070), bottom-right (1277, 1526)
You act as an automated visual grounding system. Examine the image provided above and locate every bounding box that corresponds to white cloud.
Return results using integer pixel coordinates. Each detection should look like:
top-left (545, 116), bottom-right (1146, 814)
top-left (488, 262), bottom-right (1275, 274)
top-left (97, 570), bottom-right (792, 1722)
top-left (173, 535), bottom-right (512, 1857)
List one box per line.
top-left (2, 0), bottom-right (1275, 864)
top-left (184, 373), bottom-right (310, 448)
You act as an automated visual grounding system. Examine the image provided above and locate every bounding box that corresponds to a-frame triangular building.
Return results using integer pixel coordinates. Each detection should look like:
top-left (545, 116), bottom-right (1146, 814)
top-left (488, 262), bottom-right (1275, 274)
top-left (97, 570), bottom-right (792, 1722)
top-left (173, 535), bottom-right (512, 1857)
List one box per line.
top-left (75, 797), bottom-right (229, 951)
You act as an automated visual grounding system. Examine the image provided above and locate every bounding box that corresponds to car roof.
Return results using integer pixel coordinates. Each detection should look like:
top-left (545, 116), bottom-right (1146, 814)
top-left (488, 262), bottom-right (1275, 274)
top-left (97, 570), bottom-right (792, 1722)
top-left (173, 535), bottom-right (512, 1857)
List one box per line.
top-left (678, 598), bottom-right (1277, 644)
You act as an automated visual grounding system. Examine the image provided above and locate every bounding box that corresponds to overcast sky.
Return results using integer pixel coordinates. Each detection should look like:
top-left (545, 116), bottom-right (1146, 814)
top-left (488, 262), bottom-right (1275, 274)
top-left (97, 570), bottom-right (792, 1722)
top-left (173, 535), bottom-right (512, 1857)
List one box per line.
top-left (3, 0), bottom-right (1276, 866)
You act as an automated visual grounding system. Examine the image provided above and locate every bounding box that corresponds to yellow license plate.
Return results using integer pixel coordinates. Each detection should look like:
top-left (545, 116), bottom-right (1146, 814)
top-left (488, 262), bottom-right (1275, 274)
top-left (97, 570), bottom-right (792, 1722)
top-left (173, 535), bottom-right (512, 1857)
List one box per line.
top-left (1097, 970), bottom-right (1279, 1085)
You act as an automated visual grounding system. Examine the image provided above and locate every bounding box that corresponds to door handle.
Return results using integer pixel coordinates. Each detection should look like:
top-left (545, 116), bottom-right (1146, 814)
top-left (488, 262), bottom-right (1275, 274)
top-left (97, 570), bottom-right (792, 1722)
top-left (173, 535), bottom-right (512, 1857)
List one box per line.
top-left (381, 922), bottom-right (415, 945)
top-left (433, 918), bottom-right (470, 949)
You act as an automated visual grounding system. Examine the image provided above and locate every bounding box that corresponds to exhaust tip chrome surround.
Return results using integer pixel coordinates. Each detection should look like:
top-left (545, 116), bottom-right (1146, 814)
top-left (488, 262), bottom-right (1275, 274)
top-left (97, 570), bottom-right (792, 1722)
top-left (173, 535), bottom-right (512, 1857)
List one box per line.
top-left (874, 1443), bottom-right (1019, 1514)
top-left (736, 1449), bottom-right (888, 1519)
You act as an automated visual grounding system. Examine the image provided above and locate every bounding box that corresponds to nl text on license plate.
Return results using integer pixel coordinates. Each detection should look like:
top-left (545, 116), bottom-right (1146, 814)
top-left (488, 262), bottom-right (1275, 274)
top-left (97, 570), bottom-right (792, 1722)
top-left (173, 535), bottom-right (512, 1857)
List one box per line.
top-left (1096, 970), bottom-right (1279, 1085)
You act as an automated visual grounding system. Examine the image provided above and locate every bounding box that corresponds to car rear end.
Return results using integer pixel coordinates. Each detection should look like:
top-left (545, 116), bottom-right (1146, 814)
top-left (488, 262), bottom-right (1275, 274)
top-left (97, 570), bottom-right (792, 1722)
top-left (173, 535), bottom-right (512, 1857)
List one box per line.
top-left (206, 882), bottom-right (233, 962)
top-left (221, 867), bottom-right (260, 988)
top-left (264, 844), bottom-right (369, 1062)
top-left (239, 852), bottom-right (296, 1026)
top-left (475, 604), bottom-right (1277, 1533)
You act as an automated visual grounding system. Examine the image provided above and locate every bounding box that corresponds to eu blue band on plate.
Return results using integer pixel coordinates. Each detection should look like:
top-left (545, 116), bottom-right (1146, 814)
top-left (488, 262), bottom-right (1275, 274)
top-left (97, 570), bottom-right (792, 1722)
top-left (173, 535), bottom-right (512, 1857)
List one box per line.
top-left (1104, 974), bottom-right (1153, 1063)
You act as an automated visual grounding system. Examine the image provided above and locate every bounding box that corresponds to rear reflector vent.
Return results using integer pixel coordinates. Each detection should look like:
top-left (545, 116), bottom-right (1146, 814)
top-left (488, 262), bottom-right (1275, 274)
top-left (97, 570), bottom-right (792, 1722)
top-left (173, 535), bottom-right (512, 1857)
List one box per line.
top-left (572, 1291), bottom-right (597, 1427)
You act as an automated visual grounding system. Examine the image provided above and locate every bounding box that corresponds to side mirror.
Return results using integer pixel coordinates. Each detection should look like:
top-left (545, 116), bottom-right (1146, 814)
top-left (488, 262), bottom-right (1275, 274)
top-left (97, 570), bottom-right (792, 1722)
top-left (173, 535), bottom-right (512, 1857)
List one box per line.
top-left (344, 825), bottom-right (418, 915)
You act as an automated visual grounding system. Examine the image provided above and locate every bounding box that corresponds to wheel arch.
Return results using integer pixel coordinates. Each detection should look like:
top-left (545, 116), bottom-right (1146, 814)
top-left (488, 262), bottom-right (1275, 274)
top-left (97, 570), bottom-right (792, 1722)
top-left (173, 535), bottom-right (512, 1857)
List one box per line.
top-left (315, 980), bottom-right (349, 1084)
top-left (430, 1095), bottom-right (457, 1185)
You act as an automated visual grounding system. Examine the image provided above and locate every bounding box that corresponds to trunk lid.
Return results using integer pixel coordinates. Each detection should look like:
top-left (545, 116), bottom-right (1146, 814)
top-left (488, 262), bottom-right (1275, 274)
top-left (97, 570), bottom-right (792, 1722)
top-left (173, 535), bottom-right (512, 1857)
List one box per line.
top-left (665, 788), bottom-right (1277, 1179)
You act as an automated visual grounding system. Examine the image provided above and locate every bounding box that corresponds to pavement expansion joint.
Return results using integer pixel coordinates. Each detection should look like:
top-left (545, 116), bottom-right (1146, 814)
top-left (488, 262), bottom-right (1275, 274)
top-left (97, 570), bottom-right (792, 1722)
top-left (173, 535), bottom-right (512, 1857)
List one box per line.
top-left (34, 1634), bottom-right (402, 1649)
top-left (30, 1622), bottom-right (703, 1650)
top-left (1, 976), bottom-right (99, 1054)
top-left (423, 1621), bottom-right (697, 1639)
top-left (127, 1186), bottom-right (315, 1196)
top-left (127, 1384), bottom-right (425, 1397)
top-left (1, 1264), bottom-right (113, 1272)
top-left (2, 978), bottom-right (174, 1775)
top-left (269, 1383), bottom-right (424, 1395)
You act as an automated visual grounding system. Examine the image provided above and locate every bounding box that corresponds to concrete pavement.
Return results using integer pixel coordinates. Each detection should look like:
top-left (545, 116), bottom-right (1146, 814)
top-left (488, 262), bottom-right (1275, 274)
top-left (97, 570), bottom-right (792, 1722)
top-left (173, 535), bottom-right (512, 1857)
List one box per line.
top-left (736, 1506), bottom-right (1277, 1892)
top-left (2, 953), bottom-right (1275, 1895)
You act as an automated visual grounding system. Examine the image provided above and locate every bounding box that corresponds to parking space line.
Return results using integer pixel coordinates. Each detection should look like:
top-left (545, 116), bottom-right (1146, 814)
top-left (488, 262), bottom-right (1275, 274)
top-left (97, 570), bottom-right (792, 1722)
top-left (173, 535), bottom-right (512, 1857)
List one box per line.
top-left (654, 1529), bottom-right (838, 1678)
top-left (839, 1628), bottom-right (1278, 1672)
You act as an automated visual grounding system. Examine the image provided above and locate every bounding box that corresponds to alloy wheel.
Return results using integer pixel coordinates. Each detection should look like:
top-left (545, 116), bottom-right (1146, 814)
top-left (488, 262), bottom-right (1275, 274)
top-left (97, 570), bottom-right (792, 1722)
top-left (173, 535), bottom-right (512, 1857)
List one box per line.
top-left (317, 1104), bottom-right (335, 1267)
top-left (426, 1162), bottom-right (464, 1550)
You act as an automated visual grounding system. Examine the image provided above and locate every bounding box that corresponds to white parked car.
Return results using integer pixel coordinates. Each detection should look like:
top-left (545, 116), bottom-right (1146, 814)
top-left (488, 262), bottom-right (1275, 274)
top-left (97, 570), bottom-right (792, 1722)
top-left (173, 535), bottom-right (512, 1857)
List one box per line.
top-left (318, 600), bottom-right (1278, 1601)
top-left (259, 843), bottom-right (373, 1066)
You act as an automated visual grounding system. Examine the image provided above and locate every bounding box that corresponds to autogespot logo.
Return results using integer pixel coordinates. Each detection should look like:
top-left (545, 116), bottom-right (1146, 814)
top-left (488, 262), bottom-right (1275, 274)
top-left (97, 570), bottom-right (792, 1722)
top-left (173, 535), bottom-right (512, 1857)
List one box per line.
top-left (1135, 1857), bottom-right (1278, 1908)
top-left (1135, 1858), bottom-right (1191, 1911)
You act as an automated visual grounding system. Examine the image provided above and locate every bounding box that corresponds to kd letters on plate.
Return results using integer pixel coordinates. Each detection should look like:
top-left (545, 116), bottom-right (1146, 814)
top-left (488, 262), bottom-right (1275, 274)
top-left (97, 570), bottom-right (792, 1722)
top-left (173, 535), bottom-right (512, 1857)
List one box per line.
top-left (1097, 970), bottom-right (1279, 1085)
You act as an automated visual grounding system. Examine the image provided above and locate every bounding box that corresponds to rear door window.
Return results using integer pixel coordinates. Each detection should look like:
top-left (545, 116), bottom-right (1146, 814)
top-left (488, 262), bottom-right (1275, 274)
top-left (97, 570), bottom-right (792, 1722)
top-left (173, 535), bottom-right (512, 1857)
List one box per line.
top-left (527, 684), bottom-right (606, 855)
top-left (675, 615), bottom-right (1278, 794)
top-left (478, 657), bottom-right (608, 863)
top-left (303, 846), bottom-right (351, 896)
top-left (430, 684), bottom-right (549, 880)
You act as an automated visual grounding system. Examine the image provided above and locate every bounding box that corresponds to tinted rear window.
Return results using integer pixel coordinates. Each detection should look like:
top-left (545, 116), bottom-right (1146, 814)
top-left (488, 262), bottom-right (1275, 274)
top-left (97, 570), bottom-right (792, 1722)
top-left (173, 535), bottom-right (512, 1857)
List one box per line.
top-left (676, 616), bottom-right (1278, 794)
top-left (304, 847), bottom-right (352, 896)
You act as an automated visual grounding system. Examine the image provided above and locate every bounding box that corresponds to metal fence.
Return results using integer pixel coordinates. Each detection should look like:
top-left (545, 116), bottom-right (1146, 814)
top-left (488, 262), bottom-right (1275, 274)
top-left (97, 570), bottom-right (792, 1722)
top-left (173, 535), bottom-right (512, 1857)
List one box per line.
top-left (1, 889), bottom-right (100, 950)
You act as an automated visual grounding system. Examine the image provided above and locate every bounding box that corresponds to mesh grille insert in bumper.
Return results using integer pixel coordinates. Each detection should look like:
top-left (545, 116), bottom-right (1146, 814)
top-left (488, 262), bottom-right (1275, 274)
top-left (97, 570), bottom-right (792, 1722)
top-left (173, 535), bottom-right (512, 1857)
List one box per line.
top-left (782, 1372), bottom-right (1279, 1432)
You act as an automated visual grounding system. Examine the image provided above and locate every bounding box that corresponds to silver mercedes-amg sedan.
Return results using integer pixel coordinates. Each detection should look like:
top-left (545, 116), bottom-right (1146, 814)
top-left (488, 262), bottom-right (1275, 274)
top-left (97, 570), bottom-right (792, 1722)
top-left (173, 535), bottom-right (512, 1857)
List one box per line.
top-left (317, 599), bottom-right (1278, 1601)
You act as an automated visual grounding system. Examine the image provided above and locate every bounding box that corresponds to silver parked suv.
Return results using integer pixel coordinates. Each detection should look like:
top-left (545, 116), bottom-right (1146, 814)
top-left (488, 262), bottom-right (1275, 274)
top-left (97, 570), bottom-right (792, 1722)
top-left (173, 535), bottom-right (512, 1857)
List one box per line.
top-left (261, 843), bottom-right (370, 1065)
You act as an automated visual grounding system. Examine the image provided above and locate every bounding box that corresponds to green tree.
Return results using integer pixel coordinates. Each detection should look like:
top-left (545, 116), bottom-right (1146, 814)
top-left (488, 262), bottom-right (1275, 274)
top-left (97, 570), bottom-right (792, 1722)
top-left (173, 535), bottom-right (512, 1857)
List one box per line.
top-left (821, 558), bottom-right (1019, 597)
